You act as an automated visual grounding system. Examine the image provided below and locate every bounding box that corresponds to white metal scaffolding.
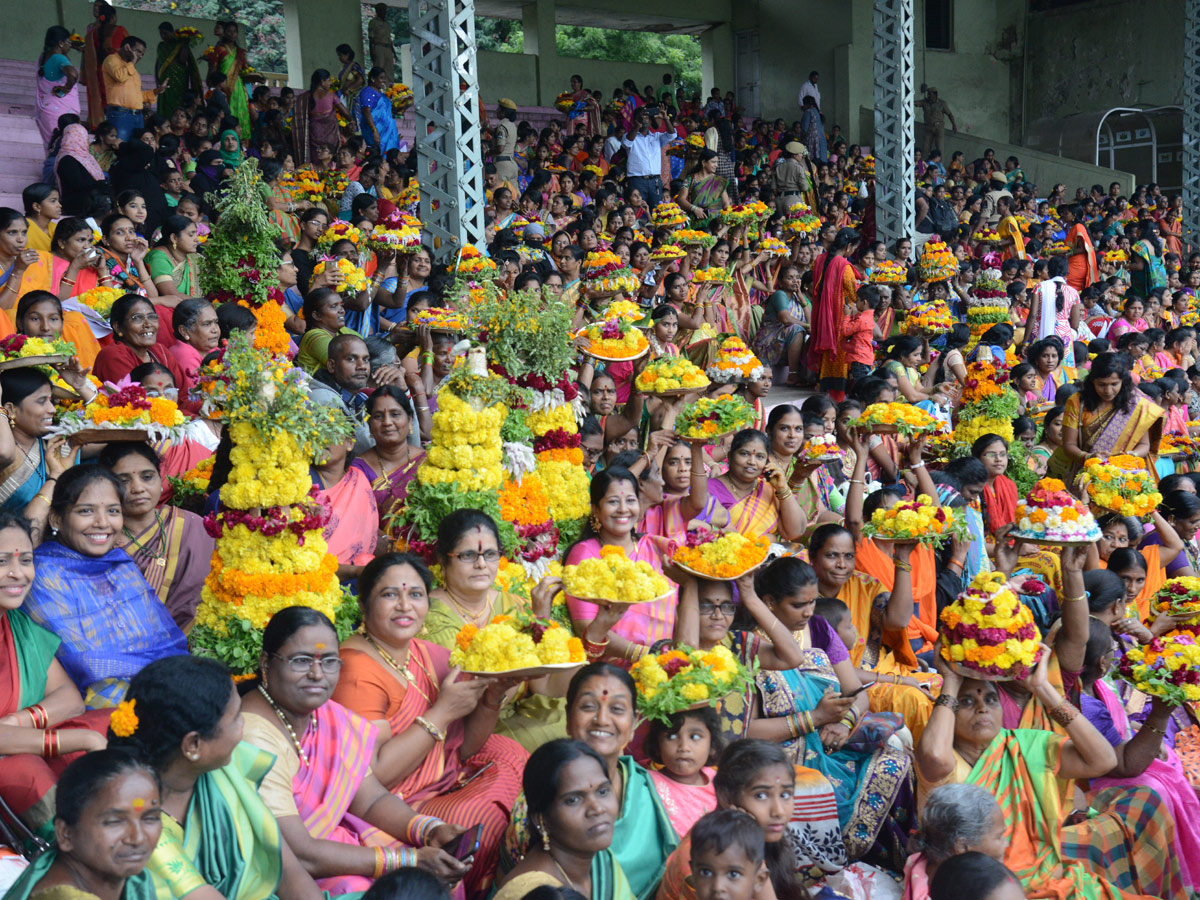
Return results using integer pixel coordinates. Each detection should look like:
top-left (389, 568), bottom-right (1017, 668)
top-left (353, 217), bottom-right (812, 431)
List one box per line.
top-left (409, 0), bottom-right (485, 257)
top-left (1183, 0), bottom-right (1200, 244)
top-left (873, 0), bottom-right (915, 244)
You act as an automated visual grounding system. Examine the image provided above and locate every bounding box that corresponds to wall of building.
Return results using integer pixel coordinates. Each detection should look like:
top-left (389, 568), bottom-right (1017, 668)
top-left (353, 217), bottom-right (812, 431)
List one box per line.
top-left (478, 49), bottom-right (672, 108)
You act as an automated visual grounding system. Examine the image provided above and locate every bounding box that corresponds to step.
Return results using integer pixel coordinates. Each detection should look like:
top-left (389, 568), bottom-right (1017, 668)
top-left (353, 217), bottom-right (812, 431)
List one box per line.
top-left (0, 114), bottom-right (48, 140)
top-left (0, 173), bottom-right (43, 194)
top-left (0, 196), bottom-right (22, 212)
top-left (0, 141), bottom-right (46, 163)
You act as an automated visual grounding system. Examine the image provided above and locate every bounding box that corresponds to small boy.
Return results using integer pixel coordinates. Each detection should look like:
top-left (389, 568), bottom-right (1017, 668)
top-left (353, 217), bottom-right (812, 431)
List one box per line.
top-left (843, 284), bottom-right (881, 385)
top-left (688, 809), bottom-right (769, 900)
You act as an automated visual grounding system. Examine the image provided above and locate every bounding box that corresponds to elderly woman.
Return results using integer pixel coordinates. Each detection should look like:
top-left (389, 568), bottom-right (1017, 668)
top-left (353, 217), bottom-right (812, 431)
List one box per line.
top-left (0, 511), bottom-right (110, 834)
top-left (903, 784), bottom-right (1008, 900)
top-left (333, 553), bottom-right (529, 896)
top-left (23, 465), bottom-right (188, 708)
top-left (4, 750), bottom-right (162, 900)
top-left (493, 740), bottom-right (634, 900)
top-left (915, 647), bottom-right (1184, 899)
top-left (106, 654), bottom-right (329, 900)
top-left (92, 294), bottom-right (190, 389)
top-left (240, 606), bottom-right (471, 894)
top-left (421, 509), bottom-right (569, 749)
top-left (501, 664), bottom-right (680, 900)
top-left (101, 442), bottom-right (214, 630)
top-left (1047, 351), bottom-right (1163, 481)
top-left (166, 297), bottom-right (220, 382)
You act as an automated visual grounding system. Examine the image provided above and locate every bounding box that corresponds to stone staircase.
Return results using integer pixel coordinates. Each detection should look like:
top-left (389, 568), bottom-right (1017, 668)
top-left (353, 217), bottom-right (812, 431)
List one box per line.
top-left (0, 56), bottom-right (562, 212)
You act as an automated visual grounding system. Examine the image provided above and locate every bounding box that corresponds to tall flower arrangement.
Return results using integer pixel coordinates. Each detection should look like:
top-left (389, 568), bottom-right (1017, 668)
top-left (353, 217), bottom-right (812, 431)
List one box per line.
top-left (952, 359), bottom-right (1019, 448)
top-left (196, 160), bottom-right (290, 356)
top-left (189, 333), bottom-right (353, 672)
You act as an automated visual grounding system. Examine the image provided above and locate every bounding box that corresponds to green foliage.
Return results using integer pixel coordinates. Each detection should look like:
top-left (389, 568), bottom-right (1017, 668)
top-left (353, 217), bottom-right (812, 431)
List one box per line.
top-left (443, 370), bottom-right (529, 410)
top-left (501, 407), bottom-right (534, 445)
top-left (197, 159), bottom-right (281, 307)
top-left (392, 480), bottom-right (519, 554)
top-left (556, 515), bottom-right (586, 553)
top-left (1006, 440), bottom-right (1040, 498)
top-left (469, 287), bottom-right (577, 382)
top-left (474, 17), bottom-right (702, 93)
top-left (122, 0), bottom-right (287, 73)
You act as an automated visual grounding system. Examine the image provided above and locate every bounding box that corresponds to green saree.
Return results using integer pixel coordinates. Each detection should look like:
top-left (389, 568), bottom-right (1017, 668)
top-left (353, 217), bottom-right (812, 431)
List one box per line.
top-left (501, 756), bottom-right (679, 900)
top-left (147, 742), bottom-right (283, 900)
top-left (4, 851), bottom-right (155, 900)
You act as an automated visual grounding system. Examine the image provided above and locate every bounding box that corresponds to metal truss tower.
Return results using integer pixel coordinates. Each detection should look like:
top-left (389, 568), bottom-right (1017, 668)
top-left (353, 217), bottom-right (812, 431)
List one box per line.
top-left (873, 0), bottom-right (915, 244)
top-left (409, 0), bottom-right (485, 258)
top-left (1184, 0), bottom-right (1200, 245)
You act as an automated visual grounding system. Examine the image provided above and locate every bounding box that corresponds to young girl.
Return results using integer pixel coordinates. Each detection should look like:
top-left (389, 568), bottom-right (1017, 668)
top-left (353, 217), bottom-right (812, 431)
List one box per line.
top-left (1010, 362), bottom-right (1038, 414)
top-left (1012, 416), bottom-right (1037, 451)
top-left (657, 738), bottom-right (843, 900)
top-left (645, 707), bottom-right (721, 838)
top-left (1029, 405), bottom-right (1064, 476)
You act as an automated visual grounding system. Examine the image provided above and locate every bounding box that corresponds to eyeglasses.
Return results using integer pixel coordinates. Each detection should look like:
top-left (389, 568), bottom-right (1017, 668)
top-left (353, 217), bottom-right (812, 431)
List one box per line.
top-left (698, 601), bottom-right (738, 617)
top-left (981, 451), bottom-right (1008, 461)
top-left (448, 549), bottom-right (502, 565)
top-left (271, 653), bottom-right (343, 673)
top-left (128, 313), bottom-right (159, 326)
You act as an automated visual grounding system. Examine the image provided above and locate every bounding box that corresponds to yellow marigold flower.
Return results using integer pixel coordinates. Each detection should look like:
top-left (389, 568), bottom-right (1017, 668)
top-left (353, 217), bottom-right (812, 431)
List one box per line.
top-left (110, 699), bottom-right (139, 737)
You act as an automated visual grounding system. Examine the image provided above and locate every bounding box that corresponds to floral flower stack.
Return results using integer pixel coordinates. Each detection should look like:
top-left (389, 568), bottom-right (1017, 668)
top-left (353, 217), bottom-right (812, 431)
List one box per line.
top-left (1081, 455), bottom-right (1162, 519)
top-left (582, 250), bottom-right (639, 294)
top-left (967, 268), bottom-right (1008, 338)
top-left (196, 160), bottom-right (290, 356)
top-left (940, 571), bottom-right (1043, 680)
top-left (189, 332), bottom-right (354, 672)
top-left (451, 609), bottom-right (585, 673)
top-left (952, 359), bottom-right (1019, 448)
top-left (705, 336), bottom-right (764, 383)
top-left (1011, 477), bottom-right (1102, 544)
top-left (903, 298), bottom-right (954, 336)
top-left (916, 239), bottom-right (957, 283)
top-left (631, 644), bottom-right (752, 724)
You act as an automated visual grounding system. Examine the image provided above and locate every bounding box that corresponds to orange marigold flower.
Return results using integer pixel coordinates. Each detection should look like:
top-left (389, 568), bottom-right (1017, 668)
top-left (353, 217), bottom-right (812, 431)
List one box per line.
top-left (456, 624), bottom-right (479, 651)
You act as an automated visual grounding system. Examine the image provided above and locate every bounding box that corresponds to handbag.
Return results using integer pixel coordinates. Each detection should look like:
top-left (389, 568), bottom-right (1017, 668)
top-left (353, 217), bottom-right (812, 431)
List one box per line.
top-left (0, 793), bottom-right (49, 861)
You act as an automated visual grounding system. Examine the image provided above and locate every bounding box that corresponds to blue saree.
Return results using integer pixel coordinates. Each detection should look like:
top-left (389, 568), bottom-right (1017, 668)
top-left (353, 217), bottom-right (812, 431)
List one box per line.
top-left (0, 436), bottom-right (50, 512)
top-left (358, 86), bottom-right (399, 154)
top-left (24, 541), bottom-right (189, 708)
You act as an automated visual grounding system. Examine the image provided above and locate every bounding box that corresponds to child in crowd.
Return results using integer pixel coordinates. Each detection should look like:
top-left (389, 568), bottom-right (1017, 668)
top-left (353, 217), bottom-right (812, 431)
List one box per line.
top-left (645, 707), bottom-right (722, 838)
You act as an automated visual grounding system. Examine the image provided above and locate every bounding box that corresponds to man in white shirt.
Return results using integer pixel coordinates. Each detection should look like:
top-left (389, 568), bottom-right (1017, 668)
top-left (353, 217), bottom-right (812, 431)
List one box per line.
top-left (798, 71), bottom-right (821, 111)
top-left (620, 107), bottom-right (673, 208)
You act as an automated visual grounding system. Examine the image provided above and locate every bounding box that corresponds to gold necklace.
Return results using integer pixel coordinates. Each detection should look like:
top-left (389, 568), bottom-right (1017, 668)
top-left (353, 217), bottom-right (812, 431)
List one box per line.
top-left (258, 685), bottom-right (315, 766)
top-left (443, 587), bottom-right (494, 626)
top-left (363, 633), bottom-right (436, 705)
top-left (549, 852), bottom-right (581, 894)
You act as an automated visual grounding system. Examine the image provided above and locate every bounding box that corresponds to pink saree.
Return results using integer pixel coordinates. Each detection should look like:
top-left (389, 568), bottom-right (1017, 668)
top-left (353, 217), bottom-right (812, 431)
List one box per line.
top-left (564, 536), bottom-right (677, 652)
top-left (318, 467), bottom-right (379, 566)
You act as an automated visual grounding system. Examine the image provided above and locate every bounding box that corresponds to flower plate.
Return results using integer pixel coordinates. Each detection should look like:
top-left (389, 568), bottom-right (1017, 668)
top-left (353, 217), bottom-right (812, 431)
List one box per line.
top-left (675, 427), bottom-right (742, 444)
top-left (66, 427), bottom-right (150, 448)
top-left (569, 590), bottom-right (674, 607)
top-left (579, 341), bottom-right (649, 363)
top-left (0, 354), bottom-right (71, 372)
top-left (1007, 533), bottom-right (1097, 548)
top-left (946, 643), bottom-right (1046, 683)
top-left (672, 558), bottom-right (767, 583)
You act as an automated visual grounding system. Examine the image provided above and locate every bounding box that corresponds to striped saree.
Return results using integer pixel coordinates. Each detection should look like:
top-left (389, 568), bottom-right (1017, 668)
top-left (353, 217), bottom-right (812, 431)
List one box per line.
top-left (968, 728), bottom-right (1183, 900)
top-left (146, 743), bottom-right (283, 900)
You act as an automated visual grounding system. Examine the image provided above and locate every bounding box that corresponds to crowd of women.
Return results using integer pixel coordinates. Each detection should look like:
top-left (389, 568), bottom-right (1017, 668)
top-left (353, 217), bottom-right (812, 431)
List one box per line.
top-left (4, 13), bottom-right (1200, 900)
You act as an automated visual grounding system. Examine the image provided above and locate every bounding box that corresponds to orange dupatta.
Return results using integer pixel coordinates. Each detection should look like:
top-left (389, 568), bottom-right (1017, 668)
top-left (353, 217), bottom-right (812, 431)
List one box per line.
top-left (855, 538), bottom-right (937, 651)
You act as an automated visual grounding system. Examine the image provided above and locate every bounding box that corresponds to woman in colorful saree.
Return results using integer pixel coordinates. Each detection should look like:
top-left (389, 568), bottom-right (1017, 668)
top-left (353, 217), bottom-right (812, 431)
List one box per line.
top-left (310, 435), bottom-right (378, 583)
top-left (915, 647), bottom-right (1185, 900)
top-left (501, 664), bottom-right (680, 900)
top-left (0, 511), bottom-right (111, 833)
top-left (1105, 297), bottom-right (1148, 343)
top-left (809, 227), bottom-right (861, 402)
top-left (154, 22), bottom-right (202, 120)
top-left (0, 368), bottom-right (73, 534)
top-left (24, 466), bottom-right (188, 709)
top-left (419, 509), bottom-right (568, 750)
top-left (728, 556), bottom-right (913, 866)
top-left (1129, 223), bottom-right (1168, 301)
top-left (972, 434), bottom-right (1017, 543)
top-left (1077, 618), bottom-right (1200, 891)
top-left (1026, 336), bottom-right (1072, 404)
top-left (3, 749), bottom-right (163, 900)
top-left (677, 150), bottom-right (730, 228)
top-left (105, 654), bottom-right (325, 900)
top-left (100, 442), bottom-right (214, 631)
top-left (565, 467), bottom-right (680, 657)
top-left (707, 430), bottom-right (807, 542)
top-left (903, 783), bottom-right (1009, 900)
top-left (209, 23), bottom-right (254, 138)
top-left (640, 439), bottom-right (727, 540)
top-left (1062, 204), bottom-right (1098, 292)
top-left (1048, 352), bottom-right (1164, 482)
top-left (750, 264), bottom-right (808, 384)
top-left (332, 552), bottom-right (529, 896)
top-left (293, 70), bottom-right (348, 165)
top-left (239, 605), bottom-right (472, 896)
top-left (492, 739), bottom-right (634, 900)
top-left (143, 215), bottom-right (201, 299)
top-left (360, 67), bottom-right (400, 155)
top-left (350, 387), bottom-right (428, 529)
top-left (82, 2), bottom-right (128, 130)
top-left (657, 741), bottom-right (847, 900)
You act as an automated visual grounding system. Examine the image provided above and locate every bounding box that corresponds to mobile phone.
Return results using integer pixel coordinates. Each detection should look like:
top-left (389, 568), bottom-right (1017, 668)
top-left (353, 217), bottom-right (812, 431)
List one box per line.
top-left (449, 824), bottom-right (483, 861)
top-left (839, 681), bottom-right (873, 699)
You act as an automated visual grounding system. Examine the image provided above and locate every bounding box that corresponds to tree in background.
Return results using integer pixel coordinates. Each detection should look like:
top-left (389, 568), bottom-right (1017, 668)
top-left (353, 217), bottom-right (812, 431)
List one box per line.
top-left (122, 0), bottom-right (287, 73)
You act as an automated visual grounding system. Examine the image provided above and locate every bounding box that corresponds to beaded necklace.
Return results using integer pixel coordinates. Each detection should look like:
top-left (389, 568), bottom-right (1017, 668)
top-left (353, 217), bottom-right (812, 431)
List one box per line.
top-left (258, 685), bottom-right (315, 766)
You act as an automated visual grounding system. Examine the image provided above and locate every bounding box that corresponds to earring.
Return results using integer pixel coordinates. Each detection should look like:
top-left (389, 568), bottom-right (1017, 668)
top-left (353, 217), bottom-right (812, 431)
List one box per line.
top-left (539, 818), bottom-right (550, 852)
top-left (188, 752), bottom-right (199, 761)
top-left (590, 515), bottom-right (601, 532)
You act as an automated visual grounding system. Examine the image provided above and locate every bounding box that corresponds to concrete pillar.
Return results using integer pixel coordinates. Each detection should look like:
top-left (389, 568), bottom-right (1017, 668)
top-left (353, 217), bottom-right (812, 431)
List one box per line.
top-left (522, 0), bottom-right (557, 106)
top-left (701, 23), bottom-right (734, 99)
top-left (1184, 0), bottom-right (1200, 245)
top-left (281, 0), bottom-right (365, 88)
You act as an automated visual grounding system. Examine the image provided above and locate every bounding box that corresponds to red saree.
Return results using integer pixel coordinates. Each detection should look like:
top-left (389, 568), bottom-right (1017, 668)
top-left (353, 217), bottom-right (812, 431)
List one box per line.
top-left (981, 475), bottom-right (1018, 537)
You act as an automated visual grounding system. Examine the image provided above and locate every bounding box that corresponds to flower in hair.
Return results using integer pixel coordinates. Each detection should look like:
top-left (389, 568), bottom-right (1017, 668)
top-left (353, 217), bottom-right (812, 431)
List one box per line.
top-left (110, 699), bottom-right (139, 737)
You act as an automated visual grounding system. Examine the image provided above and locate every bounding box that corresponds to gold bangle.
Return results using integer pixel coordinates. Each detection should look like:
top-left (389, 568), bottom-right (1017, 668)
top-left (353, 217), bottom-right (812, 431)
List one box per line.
top-left (29, 494), bottom-right (50, 509)
top-left (414, 715), bottom-right (445, 742)
top-left (1062, 595), bottom-right (1087, 604)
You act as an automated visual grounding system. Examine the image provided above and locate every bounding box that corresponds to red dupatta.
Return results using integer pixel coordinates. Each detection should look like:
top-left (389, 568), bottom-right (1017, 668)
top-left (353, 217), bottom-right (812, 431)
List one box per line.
top-left (981, 475), bottom-right (1018, 536)
top-left (809, 252), bottom-right (850, 359)
top-left (0, 613), bottom-right (20, 717)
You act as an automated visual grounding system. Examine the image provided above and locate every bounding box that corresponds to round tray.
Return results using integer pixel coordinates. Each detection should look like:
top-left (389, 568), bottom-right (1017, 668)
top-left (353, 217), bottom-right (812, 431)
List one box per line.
top-left (796, 453), bottom-right (844, 466)
top-left (1007, 532), bottom-right (1098, 548)
top-left (944, 644), bottom-right (1045, 683)
top-left (580, 341), bottom-right (650, 363)
top-left (672, 557), bottom-right (769, 583)
top-left (566, 589), bottom-right (674, 607)
top-left (65, 427), bottom-right (150, 448)
top-left (675, 425), bottom-right (748, 444)
top-left (460, 662), bottom-right (585, 679)
top-left (0, 354), bottom-right (71, 372)
top-left (636, 385), bottom-right (708, 398)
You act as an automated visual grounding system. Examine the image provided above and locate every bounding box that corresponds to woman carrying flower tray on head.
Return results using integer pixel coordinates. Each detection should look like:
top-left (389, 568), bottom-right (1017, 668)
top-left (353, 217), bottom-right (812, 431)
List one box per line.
top-left (707, 431), bottom-right (808, 543)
